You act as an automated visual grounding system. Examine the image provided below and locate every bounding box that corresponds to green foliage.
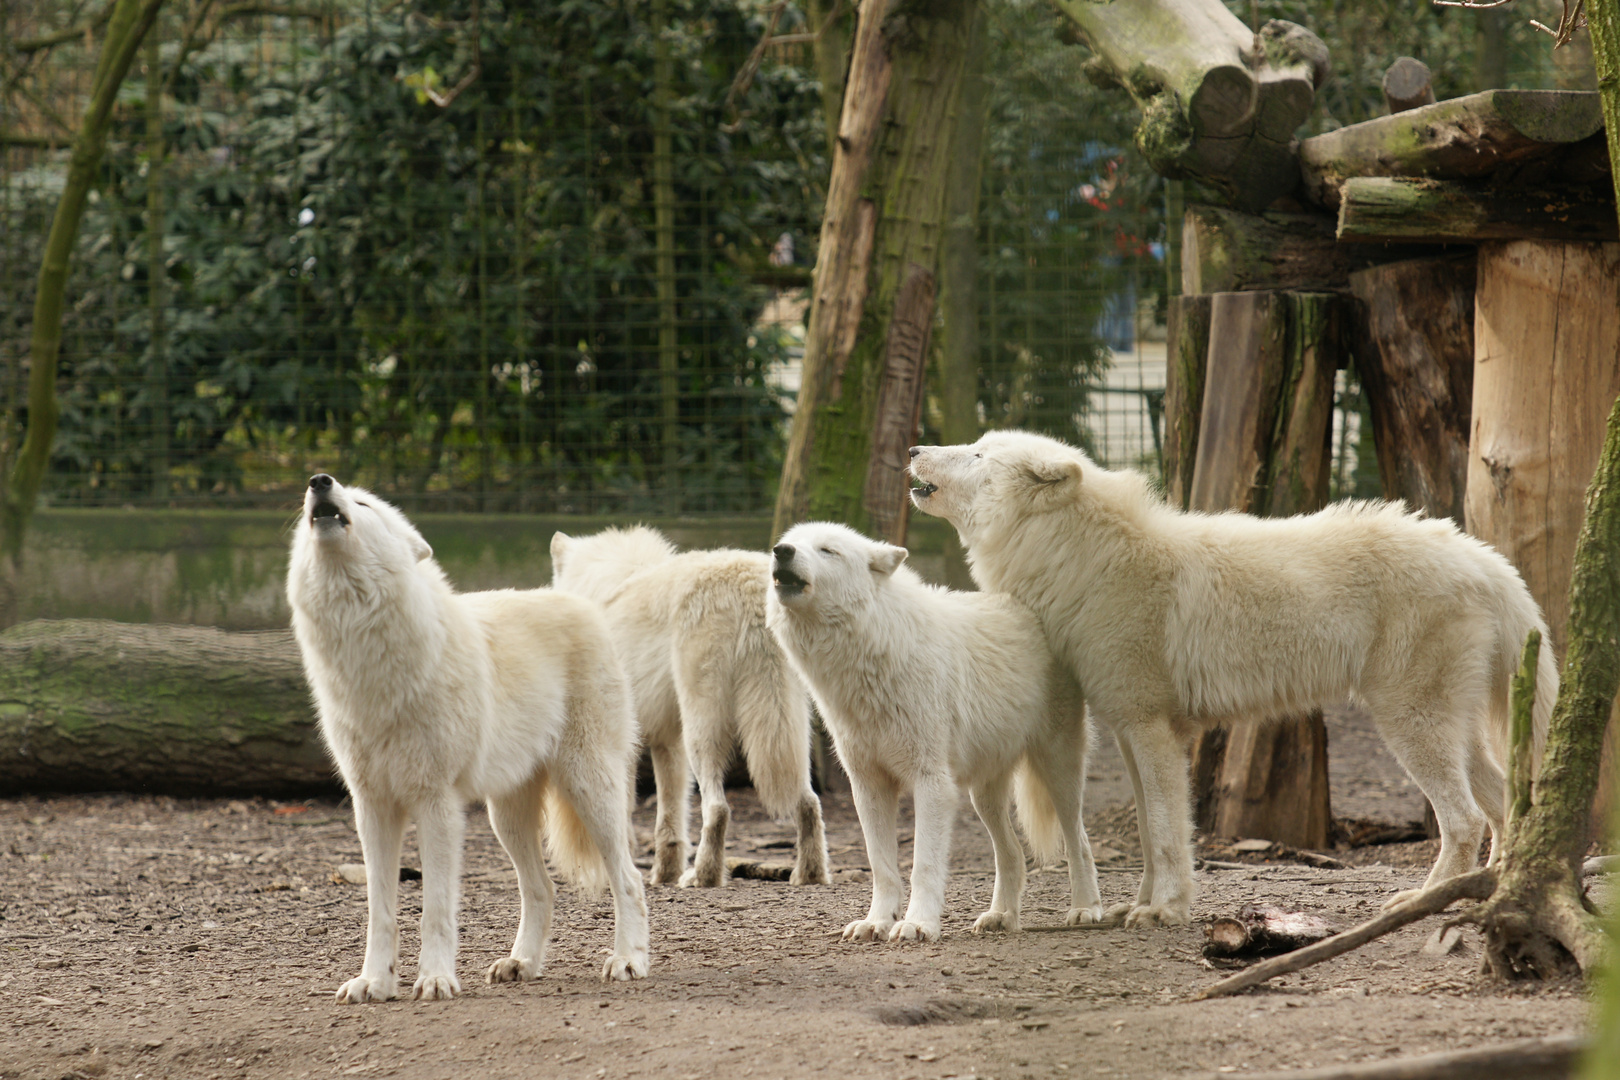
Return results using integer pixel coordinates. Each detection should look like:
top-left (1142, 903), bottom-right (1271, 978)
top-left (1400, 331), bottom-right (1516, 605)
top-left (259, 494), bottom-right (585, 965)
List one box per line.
top-left (2, 0), bottom-right (826, 512)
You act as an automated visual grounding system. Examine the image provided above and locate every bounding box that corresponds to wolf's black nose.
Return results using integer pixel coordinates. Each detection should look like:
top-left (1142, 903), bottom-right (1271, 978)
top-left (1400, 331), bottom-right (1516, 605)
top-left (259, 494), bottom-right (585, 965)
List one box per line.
top-left (309, 474), bottom-right (334, 493)
top-left (908, 446), bottom-right (922, 459)
top-left (773, 543), bottom-right (795, 563)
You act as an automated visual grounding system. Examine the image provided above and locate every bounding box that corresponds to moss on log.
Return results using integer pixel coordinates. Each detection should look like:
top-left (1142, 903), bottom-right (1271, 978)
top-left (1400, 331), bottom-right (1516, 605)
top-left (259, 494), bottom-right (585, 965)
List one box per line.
top-left (1336, 177), bottom-right (1619, 245)
top-left (1052, 0), bottom-right (1326, 211)
top-left (1298, 89), bottom-right (1606, 210)
top-left (0, 619), bottom-right (334, 797)
top-left (1180, 205), bottom-right (1435, 294)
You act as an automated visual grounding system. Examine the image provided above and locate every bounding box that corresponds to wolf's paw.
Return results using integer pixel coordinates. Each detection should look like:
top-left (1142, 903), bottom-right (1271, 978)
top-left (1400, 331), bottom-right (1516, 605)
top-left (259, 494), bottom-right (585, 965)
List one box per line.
top-left (678, 864), bottom-right (725, 889)
top-left (790, 860), bottom-right (831, 886)
top-left (841, 919), bottom-right (893, 942)
top-left (412, 972), bottom-right (461, 1001)
top-left (1064, 905), bottom-right (1110, 926)
top-left (486, 957), bottom-right (542, 984)
top-left (334, 974), bottom-right (398, 1004)
top-left (1382, 887), bottom-right (1425, 911)
top-left (971, 910), bottom-right (1018, 934)
top-left (888, 920), bottom-right (941, 943)
top-left (602, 950), bottom-right (650, 982)
top-left (1123, 902), bottom-right (1190, 928)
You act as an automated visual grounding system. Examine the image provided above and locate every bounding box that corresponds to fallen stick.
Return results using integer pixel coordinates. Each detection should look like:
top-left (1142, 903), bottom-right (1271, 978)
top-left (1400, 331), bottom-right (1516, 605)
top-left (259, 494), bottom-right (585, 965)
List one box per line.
top-left (1024, 920), bottom-right (1124, 933)
top-left (724, 857), bottom-right (794, 882)
top-left (1235, 1033), bottom-right (1585, 1080)
top-left (1191, 869), bottom-right (1496, 1000)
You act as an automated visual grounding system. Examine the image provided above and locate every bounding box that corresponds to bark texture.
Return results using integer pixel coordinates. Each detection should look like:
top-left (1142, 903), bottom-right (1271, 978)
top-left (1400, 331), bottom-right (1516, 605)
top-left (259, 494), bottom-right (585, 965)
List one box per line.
top-left (773, 0), bottom-right (980, 545)
top-left (1051, 0), bottom-right (1327, 210)
top-left (1162, 294), bottom-right (1211, 509)
top-left (0, 620), bottom-right (334, 796)
top-left (1180, 205), bottom-right (1433, 295)
top-left (1350, 255), bottom-right (1477, 526)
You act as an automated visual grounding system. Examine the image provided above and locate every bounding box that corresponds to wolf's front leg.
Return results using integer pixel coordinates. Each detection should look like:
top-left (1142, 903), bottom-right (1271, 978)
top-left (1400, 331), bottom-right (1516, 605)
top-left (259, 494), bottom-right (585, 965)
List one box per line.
top-left (892, 774), bottom-right (958, 942)
top-left (412, 796), bottom-right (466, 1000)
top-left (843, 769), bottom-right (902, 942)
top-left (336, 794), bottom-right (406, 1004)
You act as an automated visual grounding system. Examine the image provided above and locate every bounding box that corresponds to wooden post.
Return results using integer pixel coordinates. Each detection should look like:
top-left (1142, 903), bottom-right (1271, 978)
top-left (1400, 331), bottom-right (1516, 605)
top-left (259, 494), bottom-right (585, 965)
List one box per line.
top-left (1350, 255), bottom-right (1477, 525)
top-left (1163, 294), bottom-right (1212, 509)
top-left (1382, 57), bottom-right (1435, 115)
top-left (1466, 240), bottom-right (1620, 839)
top-left (1187, 290), bottom-right (1339, 850)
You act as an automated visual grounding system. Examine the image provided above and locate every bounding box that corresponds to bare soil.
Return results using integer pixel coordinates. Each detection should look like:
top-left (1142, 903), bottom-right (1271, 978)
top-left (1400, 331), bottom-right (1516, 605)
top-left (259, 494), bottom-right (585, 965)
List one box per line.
top-left (0, 707), bottom-right (1590, 1080)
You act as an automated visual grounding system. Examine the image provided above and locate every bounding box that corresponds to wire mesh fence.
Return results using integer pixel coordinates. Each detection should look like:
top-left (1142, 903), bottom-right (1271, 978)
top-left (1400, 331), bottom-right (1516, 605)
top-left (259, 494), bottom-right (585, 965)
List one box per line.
top-left (3, 0), bottom-right (1393, 518)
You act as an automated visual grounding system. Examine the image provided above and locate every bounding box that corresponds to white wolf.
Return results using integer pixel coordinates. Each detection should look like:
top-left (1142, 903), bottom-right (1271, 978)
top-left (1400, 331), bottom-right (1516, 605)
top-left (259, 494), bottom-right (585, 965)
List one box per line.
top-left (765, 521), bottom-right (1105, 943)
top-left (287, 475), bottom-right (650, 1002)
top-left (550, 527), bottom-right (829, 888)
top-left (908, 431), bottom-right (1558, 926)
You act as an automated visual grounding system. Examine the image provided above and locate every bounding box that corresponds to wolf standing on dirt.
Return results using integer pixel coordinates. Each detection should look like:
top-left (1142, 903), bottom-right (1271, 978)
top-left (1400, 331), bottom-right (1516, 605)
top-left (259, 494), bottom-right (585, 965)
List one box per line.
top-left (766, 521), bottom-right (1105, 943)
top-left (550, 527), bottom-right (829, 888)
top-left (287, 475), bottom-right (650, 1002)
top-left (909, 431), bottom-right (1558, 927)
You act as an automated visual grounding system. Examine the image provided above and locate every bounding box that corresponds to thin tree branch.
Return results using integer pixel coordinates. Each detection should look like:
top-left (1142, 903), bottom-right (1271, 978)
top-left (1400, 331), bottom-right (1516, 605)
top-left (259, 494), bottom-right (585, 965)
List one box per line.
top-left (8, 0), bottom-right (118, 54)
top-left (726, 0), bottom-right (842, 115)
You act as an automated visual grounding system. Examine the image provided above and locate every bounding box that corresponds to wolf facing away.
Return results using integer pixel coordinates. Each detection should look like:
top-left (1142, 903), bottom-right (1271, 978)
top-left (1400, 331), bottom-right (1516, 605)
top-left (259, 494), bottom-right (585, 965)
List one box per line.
top-left (287, 475), bottom-right (650, 1002)
top-left (909, 431), bottom-right (1558, 926)
top-left (551, 527), bottom-right (829, 888)
top-left (766, 521), bottom-right (1105, 943)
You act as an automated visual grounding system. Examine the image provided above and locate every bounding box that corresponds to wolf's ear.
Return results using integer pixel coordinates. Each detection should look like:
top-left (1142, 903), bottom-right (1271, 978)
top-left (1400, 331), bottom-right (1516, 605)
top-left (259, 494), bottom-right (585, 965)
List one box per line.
top-left (550, 532), bottom-right (572, 572)
top-left (869, 544), bottom-right (908, 576)
top-left (1018, 459), bottom-right (1083, 492)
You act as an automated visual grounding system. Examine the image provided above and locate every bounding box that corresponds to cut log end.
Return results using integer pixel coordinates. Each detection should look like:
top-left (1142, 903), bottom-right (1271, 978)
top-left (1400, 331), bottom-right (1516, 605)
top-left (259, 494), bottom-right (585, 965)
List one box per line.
top-left (1382, 57), bottom-right (1435, 115)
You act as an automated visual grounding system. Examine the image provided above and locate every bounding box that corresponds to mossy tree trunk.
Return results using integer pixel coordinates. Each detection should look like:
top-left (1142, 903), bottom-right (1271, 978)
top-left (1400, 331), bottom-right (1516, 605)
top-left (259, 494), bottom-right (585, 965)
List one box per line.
top-left (0, 0), bottom-right (166, 630)
top-left (772, 0), bottom-right (982, 545)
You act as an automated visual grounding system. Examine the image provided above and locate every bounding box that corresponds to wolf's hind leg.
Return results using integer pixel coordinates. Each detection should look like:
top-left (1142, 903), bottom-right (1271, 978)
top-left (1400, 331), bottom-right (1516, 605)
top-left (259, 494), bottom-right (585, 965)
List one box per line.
top-left (412, 794), bottom-right (465, 1000)
top-left (679, 706), bottom-right (733, 889)
top-left (1375, 710), bottom-right (1490, 907)
top-left (487, 776), bottom-right (555, 984)
top-left (557, 764), bottom-right (651, 981)
top-left (336, 793), bottom-right (407, 1004)
top-left (1029, 731), bottom-right (1106, 925)
top-left (646, 736), bottom-right (691, 884)
top-left (969, 772), bottom-right (1024, 934)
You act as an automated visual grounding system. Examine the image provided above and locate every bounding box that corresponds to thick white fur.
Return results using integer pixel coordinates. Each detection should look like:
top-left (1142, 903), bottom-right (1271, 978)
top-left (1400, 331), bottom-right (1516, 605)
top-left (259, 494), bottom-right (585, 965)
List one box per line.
top-left (765, 521), bottom-right (1105, 943)
top-left (551, 527), bottom-right (829, 888)
top-left (287, 478), bottom-right (650, 1003)
top-left (909, 431), bottom-right (1558, 926)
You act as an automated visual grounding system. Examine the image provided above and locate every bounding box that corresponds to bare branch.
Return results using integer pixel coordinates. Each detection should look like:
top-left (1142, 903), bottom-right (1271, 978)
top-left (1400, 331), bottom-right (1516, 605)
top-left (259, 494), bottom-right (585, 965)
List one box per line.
top-left (0, 132), bottom-right (72, 148)
top-left (726, 0), bottom-right (843, 115)
top-left (8, 0), bottom-right (118, 54)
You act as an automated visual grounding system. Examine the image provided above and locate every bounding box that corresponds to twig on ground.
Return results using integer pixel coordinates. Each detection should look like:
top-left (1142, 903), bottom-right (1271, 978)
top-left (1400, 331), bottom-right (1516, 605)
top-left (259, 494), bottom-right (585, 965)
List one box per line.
top-left (1191, 869), bottom-right (1497, 1000)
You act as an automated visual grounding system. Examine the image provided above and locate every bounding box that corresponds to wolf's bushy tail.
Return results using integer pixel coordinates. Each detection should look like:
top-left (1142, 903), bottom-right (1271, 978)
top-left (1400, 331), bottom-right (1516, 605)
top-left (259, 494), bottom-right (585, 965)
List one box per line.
top-left (541, 782), bottom-right (612, 897)
top-left (1490, 599), bottom-right (1559, 779)
top-left (1014, 760), bottom-right (1067, 865)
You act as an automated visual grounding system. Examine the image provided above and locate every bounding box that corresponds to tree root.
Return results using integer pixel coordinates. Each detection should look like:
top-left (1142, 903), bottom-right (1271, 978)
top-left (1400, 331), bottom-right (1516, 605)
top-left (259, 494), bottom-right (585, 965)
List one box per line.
top-left (1464, 874), bottom-right (1606, 979)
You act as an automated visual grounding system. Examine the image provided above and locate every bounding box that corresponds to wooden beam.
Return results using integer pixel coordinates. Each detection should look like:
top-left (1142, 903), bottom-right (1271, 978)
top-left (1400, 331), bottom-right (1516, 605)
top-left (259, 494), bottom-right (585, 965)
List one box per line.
top-left (1182, 204), bottom-right (1438, 294)
top-left (1336, 177), bottom-right (1619, 244)
top-left (1299, 89), bottom-right (1605, 210)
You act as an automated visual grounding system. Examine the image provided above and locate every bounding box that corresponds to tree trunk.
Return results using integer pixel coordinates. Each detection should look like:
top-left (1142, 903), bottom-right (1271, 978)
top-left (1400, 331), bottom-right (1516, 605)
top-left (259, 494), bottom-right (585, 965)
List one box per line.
top-left (772, 0), bottom-right (981, 546)
top-left (0, 0), bottom-right (167, 630)
top-left (1186, 291), bottom-right (1340, 849)
top-left (1350, 255), bottom-right (1477, 526)
top-left (1335, 178), bottom-right (1618, 245)
top-left (936, 4), bottom-right (988, 589)
top-left (1049, 0), bottom-right (1327, 211)
top-left (0, 620), bottom-right (335, 796)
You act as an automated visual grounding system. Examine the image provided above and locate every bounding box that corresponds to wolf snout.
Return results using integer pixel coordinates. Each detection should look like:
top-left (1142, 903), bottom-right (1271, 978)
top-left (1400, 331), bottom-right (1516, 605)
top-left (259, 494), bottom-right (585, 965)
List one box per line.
top-left (310, 473), bottom-right (334, 493)
top-left (771, 544), bottom-right (808, 596)
top-left (773, 543), bottom-right (795, 564)
top-left (908, 446), bottom-right (921, 459)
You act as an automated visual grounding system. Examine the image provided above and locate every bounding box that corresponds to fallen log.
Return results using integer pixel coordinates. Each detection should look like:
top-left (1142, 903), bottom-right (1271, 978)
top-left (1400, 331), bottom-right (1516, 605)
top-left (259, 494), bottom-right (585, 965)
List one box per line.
top-left (1203, 906), bottom-right (1336, 958)
top-left (1191, 869), bottom-right (1497, 1000)
top-left (1336, 177), bottom-right (1619, 244)
top-left (1299, 89), bottom-right (1605, 210)
top-left (1235, 1034), bottom-right (1586, 1080)
top-left (0, 618), bottom-right (335, 797)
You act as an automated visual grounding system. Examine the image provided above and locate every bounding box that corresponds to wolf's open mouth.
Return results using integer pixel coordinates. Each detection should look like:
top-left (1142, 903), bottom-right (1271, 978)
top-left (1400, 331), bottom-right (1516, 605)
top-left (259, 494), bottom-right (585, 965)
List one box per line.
top-left (910, 478), bottom-right (938, 498)
top-left (772, 563), bottom-right (808, 596)
top-left (311, 501), bottom-right (350, 527)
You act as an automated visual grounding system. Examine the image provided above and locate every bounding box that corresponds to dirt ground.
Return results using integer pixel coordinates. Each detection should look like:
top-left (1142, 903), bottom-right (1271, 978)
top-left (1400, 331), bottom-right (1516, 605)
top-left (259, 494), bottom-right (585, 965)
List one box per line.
top-left (0, 706), bottom-right (1592, 1080)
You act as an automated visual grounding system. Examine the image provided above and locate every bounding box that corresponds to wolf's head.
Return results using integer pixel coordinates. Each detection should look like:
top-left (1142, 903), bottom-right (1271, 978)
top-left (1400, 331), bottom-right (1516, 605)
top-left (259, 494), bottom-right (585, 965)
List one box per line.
top-left (907, 431), bottom-right (1087, 543)
top-left (768, 521), bottom-right (906, 617)
top-left (550, 526), bottom-right (677, 605)
top-left (292, 474), bottom-right (433, 572)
